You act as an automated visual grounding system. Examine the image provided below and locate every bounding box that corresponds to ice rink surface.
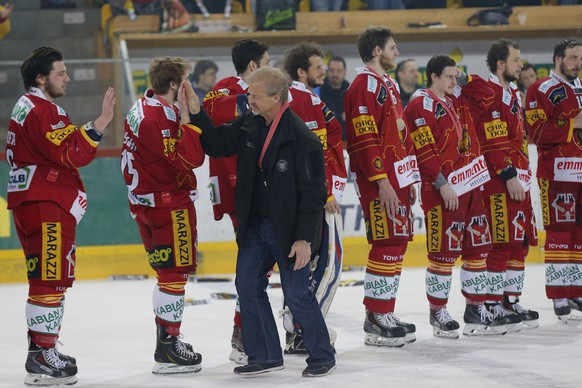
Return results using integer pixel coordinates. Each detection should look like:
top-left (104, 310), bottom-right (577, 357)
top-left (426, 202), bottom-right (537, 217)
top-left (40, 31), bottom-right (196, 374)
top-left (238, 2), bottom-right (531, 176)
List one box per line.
top-left (1, 264), bottom-right (581, 388)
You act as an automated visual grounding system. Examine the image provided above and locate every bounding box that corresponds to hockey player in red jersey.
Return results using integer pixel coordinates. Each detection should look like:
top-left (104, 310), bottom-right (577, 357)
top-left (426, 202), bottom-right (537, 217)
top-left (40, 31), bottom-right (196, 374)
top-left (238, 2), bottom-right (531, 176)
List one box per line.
top-left (344, 27), bottom-right (420, 347)
top-left (203, 39), bottom-right (270, 229)
top-left (202, 39), bottom-right (270, 364)
top-left (404, 55), bottom-right (506, 338)
top-left (121, 57), bottom-right (205, 374)
top-left (473, 39), bottom-right (539, 330)
top-left (525, 38), bottom-right (582, 321)
top-left (281, 42), bottom-right (347, 353)
top-left (6, 47), bottom-right (115, 386)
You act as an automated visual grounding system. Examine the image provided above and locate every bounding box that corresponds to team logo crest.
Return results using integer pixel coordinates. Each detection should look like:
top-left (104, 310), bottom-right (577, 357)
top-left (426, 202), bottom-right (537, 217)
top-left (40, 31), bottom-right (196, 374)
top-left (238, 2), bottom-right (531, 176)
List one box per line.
top-left (446, 221), bottom-right (465, 251)
top-left (276, 159), bottom-right (289, 172)
top-left (373, 157), bottom-right (383, 171)
top-left (377, 85), bottom-right (388, 105)
top-left (389, 205), bottom-right (409, 237)
top-left (552, 193), bottom-right (576, 222)
top-left (548, 86), bottom-right (567, 105)
top-left (435, 103), bottom-right (447, 120)
top-left (512, 211), bottom-right (527, 240)
top-left (467, 215), bottom-right (491, 247)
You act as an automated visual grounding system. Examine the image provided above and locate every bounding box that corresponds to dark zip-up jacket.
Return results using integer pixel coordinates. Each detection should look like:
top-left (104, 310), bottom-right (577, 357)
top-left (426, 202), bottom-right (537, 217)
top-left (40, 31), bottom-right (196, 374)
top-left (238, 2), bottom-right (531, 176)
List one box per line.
top-left (191, 108), bottom-right (326, 258)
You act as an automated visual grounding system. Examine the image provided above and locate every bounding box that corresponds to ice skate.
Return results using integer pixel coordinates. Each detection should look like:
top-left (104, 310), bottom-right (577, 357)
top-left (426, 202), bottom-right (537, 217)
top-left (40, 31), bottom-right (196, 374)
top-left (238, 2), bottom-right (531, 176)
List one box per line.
top-left (462, 304), bottom-right (507, 336)
top-left (430, 308), bottom-right (460, 339)
top-left (284, 332), bottom-right (307, 354)
top-left (228, 325), bottom-right (247, 365)
top-left (486, 303), bottom-right (523, 333)
top-left (363, 311), bottom-right (406, 348)
top-left (566, 298), bottom-right (582, 321)
top-left (503, 297), bottom-right (539, 329)
top-left (25, 342), bottom-right (78, 386)
top-left (152, 324), bottom-right (202, 374)
top-left (553, 298), bottom-right (571, 322)
top-left (390, 313), bottom-right (416, 343)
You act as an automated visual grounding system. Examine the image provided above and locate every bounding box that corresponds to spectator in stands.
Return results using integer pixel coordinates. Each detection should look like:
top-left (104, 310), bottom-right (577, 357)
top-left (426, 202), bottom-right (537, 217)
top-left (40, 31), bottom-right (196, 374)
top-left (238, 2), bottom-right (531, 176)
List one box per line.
top-left (365, 0), bottom-right (404, 9)
top-left (0, 2), bottom-right (13, 39)
top-left (191, 59), bottom-right (218, 106)
top-left (319, 56), bottom-right (350, 142)
top-left (517, 62), bottom-right (537, 107)
top-left (395, 59), bottom-right (419, 107)
top-left (311, 0), bottom-right (344, 11)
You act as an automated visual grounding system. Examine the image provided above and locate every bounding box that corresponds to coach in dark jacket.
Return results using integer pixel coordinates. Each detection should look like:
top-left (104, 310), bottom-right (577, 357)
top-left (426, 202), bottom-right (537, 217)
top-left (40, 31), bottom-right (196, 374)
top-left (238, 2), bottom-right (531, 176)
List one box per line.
top-left (183, 67), bottom-right (336, 378)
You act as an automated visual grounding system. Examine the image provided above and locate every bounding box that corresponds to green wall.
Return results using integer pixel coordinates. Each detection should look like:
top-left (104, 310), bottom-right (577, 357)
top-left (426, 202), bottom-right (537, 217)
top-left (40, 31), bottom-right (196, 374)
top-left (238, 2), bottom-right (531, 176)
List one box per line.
top-left (0, 156), bottom-right (142, 249)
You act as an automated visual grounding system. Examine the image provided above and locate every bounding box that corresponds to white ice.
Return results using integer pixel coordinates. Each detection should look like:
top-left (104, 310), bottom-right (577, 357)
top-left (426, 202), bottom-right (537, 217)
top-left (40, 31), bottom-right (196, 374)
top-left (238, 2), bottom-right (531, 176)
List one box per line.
top-left (1, 264), bottom-right (580, 388)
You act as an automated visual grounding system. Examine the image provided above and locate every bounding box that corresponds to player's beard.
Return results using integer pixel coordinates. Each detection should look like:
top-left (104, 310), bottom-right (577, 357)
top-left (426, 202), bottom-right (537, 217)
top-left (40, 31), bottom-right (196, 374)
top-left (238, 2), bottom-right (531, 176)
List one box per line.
top-left (560, 61), bottom-right (580, 81)
top-left (502, 69), bottom-right (517, 83)
top-left (306, 75), bottom-right (322, 90)
top-left (45, 80), bottom-right (65, 99)
top-left (379, 53), bottom-right (395, 73)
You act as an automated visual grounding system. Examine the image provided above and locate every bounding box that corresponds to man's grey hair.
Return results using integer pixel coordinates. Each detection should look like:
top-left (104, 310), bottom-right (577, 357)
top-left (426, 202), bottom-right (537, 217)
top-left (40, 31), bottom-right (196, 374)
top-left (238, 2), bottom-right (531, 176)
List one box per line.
top-left (247, 67), bottom-right (289, 102)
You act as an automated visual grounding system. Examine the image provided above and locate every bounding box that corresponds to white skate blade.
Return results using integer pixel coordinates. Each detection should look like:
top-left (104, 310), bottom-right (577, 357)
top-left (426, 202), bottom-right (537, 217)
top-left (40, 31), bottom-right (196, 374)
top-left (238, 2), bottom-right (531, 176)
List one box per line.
top-left (24, 373), bottom-right (77, 386)
top-left (520, 319), bottom-right (539, 329)
top-left (463, 323), bottom-right (507, 336)
top-left (364, 333), bottom-right (405, 348)
top-left (229, 348), bottom-right (248, 365)
top-left (505, 322), bottom-right (523, 333)
top-left (432, 327), bottom-right (459, 339)
top-left (559, 313), bottom-right (582, 324)
top-left (152, 362), bottom-right (202, 375)
top-left (404, 333), bottom-right (416, 344)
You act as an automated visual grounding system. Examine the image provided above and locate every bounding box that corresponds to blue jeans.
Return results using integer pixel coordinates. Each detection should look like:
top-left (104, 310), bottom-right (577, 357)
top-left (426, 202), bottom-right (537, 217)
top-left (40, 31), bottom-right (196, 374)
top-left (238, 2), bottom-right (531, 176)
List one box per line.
top-left (235, 215), bottom-right (335, 366)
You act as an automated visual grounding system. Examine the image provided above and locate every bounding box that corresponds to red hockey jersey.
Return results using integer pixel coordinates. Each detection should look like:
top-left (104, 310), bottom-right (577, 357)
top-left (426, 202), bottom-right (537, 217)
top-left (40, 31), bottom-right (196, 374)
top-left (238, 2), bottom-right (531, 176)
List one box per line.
top-left (288, 81), bottom-right (347, 203)
top-left (474, 74), bottom-right (532, 189)
top-left (121, 89), bottom-right (205, 213)
top-left (344, 67), bottom-right (420, 191)
top-left (202, 76), bottom-right (249, 222)
top-left (525, 71), bottom-right (582, 182)
top-left (6, 87), bottom-right (100, 224)
top-left (404, 75), bottom-right (494, 209)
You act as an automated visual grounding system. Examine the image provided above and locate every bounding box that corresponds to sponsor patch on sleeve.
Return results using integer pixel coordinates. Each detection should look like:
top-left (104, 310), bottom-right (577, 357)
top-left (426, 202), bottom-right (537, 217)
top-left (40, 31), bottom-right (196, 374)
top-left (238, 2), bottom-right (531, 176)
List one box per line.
top-left (352, 115), bottom-right (378, 137)
top-left (484, 119), bottom-right (508, 139)
top-left (525, 109), bottom-right (547, 126)
top-left (411, 125), bottom-right (436, 149)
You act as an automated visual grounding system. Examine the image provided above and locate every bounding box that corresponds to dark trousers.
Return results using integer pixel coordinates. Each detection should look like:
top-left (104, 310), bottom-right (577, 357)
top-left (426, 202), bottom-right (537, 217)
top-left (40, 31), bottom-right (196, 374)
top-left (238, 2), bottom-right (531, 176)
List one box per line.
top-left (235, 215), bottom-right (335, 367)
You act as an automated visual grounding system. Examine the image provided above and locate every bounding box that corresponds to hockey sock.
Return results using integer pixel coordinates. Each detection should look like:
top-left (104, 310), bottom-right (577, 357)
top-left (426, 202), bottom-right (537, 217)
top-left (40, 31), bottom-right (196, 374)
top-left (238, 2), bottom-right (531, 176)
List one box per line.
top-left (426, 255), bottom-right (455, 307)
top-left (486, 250), bottom-right (510, 302)
top-left (544, 231), bottom-right (571, 299)
top-left (27, 285), bottom-right (66, 348)
top-left (504, 248), bottom-right (526, 298)
top-left (153, 273), bottom-right (188, 336)
top-left (363, 245), bottom-right (402, 313)
top-left (460, 253), bottom-right (487, 303)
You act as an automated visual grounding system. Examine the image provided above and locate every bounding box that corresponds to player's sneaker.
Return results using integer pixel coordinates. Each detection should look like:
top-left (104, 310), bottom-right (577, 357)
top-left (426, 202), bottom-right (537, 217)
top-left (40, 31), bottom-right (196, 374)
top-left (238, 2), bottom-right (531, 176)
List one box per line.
top-left (486, 303), bottom-right (522, 333)
top-left (503, 297), bottom-right (539, 329)
top-left (430, 307), bottom-right (460, 339)
top-left (302, 359), bottom-right (336, 377)
top-left (463, 304), bottom-right (506, 336)
top-left (363, 311), bottom-right (406, 347)
top-left (152, 324), bottom-right (202, 374)
top-left (390, 313), bottom-right (416, 343)
top-left (25, 342), bottom-right (77, 386)
top-left (234, 361), bottom-right (284, 376)
top-left (228, 325), bottom-right (247, 365)
top-left (553, 298), bottom-right (571, 320)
